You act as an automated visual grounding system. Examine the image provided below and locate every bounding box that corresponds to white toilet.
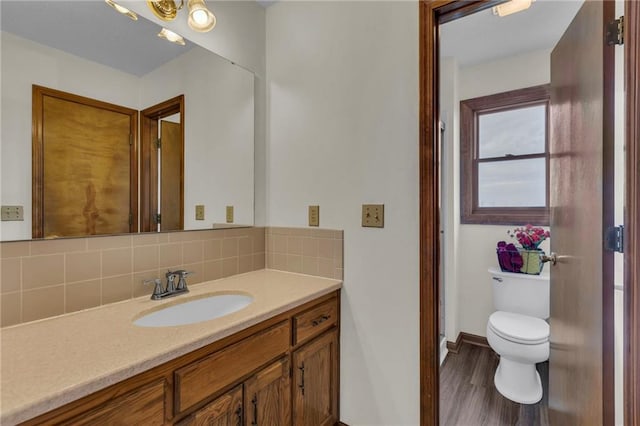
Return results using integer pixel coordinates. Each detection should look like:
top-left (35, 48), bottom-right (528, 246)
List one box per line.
top-left (486, 267), bottom-right (550, 404)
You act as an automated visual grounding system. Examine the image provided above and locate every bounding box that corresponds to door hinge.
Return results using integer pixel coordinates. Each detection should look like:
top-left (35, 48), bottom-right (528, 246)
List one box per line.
top-left (154, 213), bottom-right (161, 224)
top-left (129, 134), bottom-right (133, 146)
top-left (129, 212), bottom-right (133, 226)
top-left (156, 137), bottom-right (162, 149)
top-left (606, 16), bottom-right (624, 46)
top-left (604, 225), bottom-right (624, 253)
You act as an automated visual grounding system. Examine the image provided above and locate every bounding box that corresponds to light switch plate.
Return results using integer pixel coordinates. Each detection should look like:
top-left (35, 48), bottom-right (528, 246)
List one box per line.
top-left (1, 205), bottom-right (24, 221)
top-left (362, 204), bottom-right (384, 228)
top-left (195, 205), bottom-right (205, 221)
top-left (226, 206), bottom-right (234, 223)
top-left (308, 205), bottom-right (320, 227)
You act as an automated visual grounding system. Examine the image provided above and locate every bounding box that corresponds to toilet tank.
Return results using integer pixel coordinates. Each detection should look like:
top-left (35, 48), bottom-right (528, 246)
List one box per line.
top-left (489, 267), bottom-right (550, 319)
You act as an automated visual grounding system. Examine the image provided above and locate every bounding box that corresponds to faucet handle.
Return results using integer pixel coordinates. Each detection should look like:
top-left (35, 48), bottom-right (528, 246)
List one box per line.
top-left (143, 278), bottom-right (164, 299)
top-left (175, 270), bottom-right (194, 291)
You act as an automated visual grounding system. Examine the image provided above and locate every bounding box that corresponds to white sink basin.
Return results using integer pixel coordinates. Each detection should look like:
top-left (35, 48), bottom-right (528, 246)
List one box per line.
top-left (133, 293), bottom-right (253, 327)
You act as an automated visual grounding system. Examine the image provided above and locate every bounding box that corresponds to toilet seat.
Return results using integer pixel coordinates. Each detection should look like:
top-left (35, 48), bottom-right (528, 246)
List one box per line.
top-left (488, 311), bottom-right (549, 345)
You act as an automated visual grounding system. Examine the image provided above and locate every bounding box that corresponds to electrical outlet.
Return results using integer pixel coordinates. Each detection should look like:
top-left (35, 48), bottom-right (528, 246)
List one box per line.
top-left (226, 206), bottom-right (234, 223)
top-left (1, 206), bottom-right (24, 221)
top-left (195, 205), bottom-right (205, 220)
top-left (362, 204), bottom-right (384, 228)
top-left (308, 205), bottom-right (320, 227)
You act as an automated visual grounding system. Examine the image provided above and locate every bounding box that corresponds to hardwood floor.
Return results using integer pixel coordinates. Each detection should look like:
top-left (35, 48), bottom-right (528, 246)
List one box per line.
top-left (440, 342), bottom-right (549, 426)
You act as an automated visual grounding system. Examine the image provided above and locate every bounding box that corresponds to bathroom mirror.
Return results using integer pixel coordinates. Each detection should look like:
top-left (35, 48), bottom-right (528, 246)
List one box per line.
top-left (0, 0), bottom-right (254, 242)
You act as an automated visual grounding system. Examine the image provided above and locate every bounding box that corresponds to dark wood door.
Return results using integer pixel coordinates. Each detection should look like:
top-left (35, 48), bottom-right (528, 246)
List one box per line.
top-left (177, 385), bottom-right (243, 426)
top-left (292, 330), bottom-right (338, 426)
top-left (160, 120), bottom-right (183, 231)
top-left (33, 86), bottom-right (137, 238)
top-left (548, 1), bottom-right (615, 424)
top-left (244, 357), bottom-right (291, 426)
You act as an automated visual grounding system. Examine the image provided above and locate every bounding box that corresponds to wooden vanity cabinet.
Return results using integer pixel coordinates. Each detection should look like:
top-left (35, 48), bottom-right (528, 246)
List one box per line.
top-left (176, 385), bottom-right (243, 426)
top-left (22, 291), bottom-right (339, 426)
top-left (179, 358), bottom-right (291, 426)
top-left (61, 379), bottom-right (166, 426)
top-left (244, 357), bottom-right (291, 426)
top-left (292, 330), bottom-right (339, 426)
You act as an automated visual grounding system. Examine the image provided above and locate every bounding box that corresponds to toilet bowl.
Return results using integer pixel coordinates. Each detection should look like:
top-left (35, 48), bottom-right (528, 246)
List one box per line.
top-left (486, 311), bottom-right (549, 404)
top-left (487, 268), bottom-right (550, 404)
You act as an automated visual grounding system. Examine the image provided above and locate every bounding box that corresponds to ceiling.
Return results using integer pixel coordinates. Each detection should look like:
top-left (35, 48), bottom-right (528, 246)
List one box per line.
top-left (0, 1), bottom-right (194, 77)
top-left (440, 0), bottom-right (584, 66)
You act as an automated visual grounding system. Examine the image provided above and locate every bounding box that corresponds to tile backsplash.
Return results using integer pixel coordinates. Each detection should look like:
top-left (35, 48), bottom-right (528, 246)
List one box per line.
top-left (0, 226), bottom-right (344, 327)
top-left (265, 227), bottom-right (343, 281)
top-left (0, 227), bottom-right (265, 327)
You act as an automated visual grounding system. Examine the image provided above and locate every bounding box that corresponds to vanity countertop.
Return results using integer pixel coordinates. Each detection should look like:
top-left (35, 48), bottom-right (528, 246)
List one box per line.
top-left (0, 269), bottom-right (342, 425)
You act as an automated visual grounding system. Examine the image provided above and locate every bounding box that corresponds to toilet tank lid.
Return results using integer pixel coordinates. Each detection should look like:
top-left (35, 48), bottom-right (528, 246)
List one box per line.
top-left (488, 311), bottom-right (549, 345)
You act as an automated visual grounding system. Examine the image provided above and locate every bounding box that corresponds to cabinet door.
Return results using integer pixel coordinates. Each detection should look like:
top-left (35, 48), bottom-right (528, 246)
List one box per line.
top-left (244, 357), bottom-right (291, 426)
top-left (177, 385), bottom-right (243, 426)
top-left (292, 330), bottom-right (338, 426)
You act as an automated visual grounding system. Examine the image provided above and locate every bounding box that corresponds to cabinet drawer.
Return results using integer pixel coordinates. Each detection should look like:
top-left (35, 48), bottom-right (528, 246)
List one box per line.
top-left (61, 380), bottom-right (165, 426)
top-left (293, 298), bottom-right (338, 345)
top-left (174, 321), bottom-right (290, 414)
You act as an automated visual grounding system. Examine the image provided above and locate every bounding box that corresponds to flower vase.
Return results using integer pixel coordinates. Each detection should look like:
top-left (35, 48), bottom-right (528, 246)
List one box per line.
top-left (519, 248), bottom-right (544, 275)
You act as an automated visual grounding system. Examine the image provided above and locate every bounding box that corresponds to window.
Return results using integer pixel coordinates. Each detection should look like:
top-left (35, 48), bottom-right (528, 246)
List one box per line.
top-left (460, 85), bottom-right (550, 225)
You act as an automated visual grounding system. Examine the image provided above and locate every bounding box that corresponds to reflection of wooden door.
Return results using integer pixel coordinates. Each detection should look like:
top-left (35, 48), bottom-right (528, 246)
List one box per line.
top-left (292, 330), bottom-right (338, 426)
top-left (139, 95), bottom-right (184, 233)
top-left (548, 1), bottom-right (615, 424)
top-left (32, 86), bottom-right (138, 238)
top-left (244, 358), bottom-right (291, 426)
top-left (160, 120), bottom-right (182, 231)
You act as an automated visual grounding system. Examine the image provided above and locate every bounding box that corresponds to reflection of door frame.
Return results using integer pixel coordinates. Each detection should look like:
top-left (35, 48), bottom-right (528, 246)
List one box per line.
top-left (31, 85), bottom-right (138, 238)
top-left (418, 1), bottom-right (640, 425)
top-left (140, 95), bottom-right (184, 232)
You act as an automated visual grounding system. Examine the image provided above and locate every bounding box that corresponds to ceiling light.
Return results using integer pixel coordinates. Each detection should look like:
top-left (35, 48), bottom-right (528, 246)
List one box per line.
top-left (105, 0), bottom-right (138, 20)
top-left (158, 28), bottom-right (185, 46)
top-left (492, 0), bottom-right (535, 17)
top-left (187, 0), bottom-right (216, 32)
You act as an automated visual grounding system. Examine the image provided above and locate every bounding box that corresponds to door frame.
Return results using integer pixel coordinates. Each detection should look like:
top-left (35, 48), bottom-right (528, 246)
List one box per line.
top-left (418, 1), bottom-right (640, 425)
top-left (140, 95), bottom-right (185, 233)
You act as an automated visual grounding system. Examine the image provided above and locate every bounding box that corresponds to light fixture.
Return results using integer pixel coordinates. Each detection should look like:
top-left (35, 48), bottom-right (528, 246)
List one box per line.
top-left (187, 0), bottom-right (216, 32)
top-left (158, 28), bottom-right (186, 46)
top-left (147, 0), bottom-right (216, 32)
top-left (105, 0), bottom-right (138, 20)
top-left (147, 0), bottom-right (184, 21)
top-left (492, 0), bottom-right (535, 17)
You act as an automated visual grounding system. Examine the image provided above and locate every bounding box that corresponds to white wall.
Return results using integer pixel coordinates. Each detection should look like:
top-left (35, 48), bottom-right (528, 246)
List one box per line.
top-left (0, 32), bottom-right (141, 241)
top-left (439, 56), bottom-right (460, 341)
top-left (443, 49), bottom-right (552, 339)
top-left (140, 46), bottom-right (254, 228)
top-left (266, 2), bottom-right (419, 424)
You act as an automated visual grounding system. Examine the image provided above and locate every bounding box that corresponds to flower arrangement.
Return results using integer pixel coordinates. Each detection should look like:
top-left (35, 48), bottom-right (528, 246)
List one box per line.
top-left (507, 224), bottom-right (550, 250)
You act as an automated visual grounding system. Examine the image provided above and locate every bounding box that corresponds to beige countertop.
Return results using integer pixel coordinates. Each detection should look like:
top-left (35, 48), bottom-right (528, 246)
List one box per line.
top-left (0, 269), bottom-right (341, 425)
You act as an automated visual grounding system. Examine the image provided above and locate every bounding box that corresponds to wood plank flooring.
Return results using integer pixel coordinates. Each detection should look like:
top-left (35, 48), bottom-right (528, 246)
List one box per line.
top-left (440, 342), bottom-right (549, 426)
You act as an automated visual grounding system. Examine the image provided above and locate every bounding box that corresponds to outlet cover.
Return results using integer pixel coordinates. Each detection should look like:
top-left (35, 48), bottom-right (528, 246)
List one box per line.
top-left (362, 204), bottom-right (384, 228)
top-left (195, 205), bottom-right (205, 220)
top-left (308, 205), bottom-right (320, 227)
top-left (1, 205), bottom-right (24, 221)
top-left (226, 206), bottom-right (234, 223)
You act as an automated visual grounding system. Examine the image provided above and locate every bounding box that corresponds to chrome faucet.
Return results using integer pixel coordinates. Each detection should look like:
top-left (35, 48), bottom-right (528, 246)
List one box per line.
top-left (143, 270), bottom-right (193, 300)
